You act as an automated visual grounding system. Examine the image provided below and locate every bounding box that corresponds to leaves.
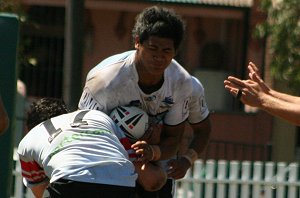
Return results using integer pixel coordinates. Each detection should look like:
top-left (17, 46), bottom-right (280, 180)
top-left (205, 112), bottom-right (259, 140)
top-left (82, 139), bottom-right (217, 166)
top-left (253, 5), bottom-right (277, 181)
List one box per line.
top-left (255, 0), bottom-right (300, 90)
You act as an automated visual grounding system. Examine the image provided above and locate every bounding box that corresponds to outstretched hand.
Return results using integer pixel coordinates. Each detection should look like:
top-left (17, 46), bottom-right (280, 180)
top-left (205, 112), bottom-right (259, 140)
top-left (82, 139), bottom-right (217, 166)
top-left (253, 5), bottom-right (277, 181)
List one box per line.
top-left (223, 62), bottom-right (273, 108)
top-left (248, 62), bottom-right (270, 93)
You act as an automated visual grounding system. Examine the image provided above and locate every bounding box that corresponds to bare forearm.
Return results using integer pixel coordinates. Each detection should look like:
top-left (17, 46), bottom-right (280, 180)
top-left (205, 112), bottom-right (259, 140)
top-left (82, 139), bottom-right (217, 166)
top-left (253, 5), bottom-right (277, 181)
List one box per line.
top-left (190, 119), bottom-right (211, 155)
top-left (159, 136), bottom-right (180, 160)
top-left (270, 89), bottom-right (300, 103)
top-left (159, 123), bottom-right (185, 160)
top-left (189, 133), bottom-right (210, 155)
top-left (261, 94), bottom-right (300, 126)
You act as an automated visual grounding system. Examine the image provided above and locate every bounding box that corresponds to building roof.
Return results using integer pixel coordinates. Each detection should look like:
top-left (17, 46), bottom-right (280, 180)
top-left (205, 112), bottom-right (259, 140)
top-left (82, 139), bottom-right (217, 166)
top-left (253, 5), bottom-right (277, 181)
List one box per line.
top-left (147, 0), bottom-right (253, 7)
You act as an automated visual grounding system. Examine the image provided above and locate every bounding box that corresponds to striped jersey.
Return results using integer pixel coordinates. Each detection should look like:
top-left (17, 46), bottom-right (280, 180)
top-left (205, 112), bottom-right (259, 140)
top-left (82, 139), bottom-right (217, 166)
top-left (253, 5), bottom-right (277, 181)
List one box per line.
top-left (17, 110), bottom-right (137, 188)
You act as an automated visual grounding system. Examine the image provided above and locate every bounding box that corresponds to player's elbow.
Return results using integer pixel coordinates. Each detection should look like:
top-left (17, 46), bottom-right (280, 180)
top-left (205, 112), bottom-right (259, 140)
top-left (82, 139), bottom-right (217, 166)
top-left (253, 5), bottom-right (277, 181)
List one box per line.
top-left (143, 171), bottom-right (167, 191)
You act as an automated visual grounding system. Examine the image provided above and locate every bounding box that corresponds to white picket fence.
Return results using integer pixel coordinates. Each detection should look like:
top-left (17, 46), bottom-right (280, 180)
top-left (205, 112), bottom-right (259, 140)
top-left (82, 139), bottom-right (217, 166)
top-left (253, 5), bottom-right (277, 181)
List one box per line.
top-left (12, 158), bottom-right (300, 198)
top-left (175, 159), bottom-right (300, 198)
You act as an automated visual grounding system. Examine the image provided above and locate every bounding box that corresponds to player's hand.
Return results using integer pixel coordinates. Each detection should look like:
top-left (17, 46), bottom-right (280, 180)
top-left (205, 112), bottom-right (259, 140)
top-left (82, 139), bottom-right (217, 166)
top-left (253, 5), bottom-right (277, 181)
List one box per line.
top-left (166, 157), bottom-right (191, 180)
top-left (131, 140), bottom-right (154, 164)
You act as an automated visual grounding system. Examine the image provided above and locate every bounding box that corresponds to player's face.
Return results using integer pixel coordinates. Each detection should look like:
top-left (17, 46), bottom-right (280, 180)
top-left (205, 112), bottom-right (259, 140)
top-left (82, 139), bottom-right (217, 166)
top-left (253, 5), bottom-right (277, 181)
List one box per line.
top-left (135, 36), bottom-right (176, 76)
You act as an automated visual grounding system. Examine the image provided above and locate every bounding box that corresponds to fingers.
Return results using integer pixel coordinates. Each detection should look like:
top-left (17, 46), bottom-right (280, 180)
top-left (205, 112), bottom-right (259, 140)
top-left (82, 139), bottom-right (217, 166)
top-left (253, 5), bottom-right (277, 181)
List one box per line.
top-left (248, 62), bottom-right (259, 74)
top-left (227, 76), bottom-right (245, 86)
top-left (132, 141), bottom-right (154, 163)
top-left (251, 71), bottom-right (263, 84)
top-left (248, 62), bottom-right (262, 81)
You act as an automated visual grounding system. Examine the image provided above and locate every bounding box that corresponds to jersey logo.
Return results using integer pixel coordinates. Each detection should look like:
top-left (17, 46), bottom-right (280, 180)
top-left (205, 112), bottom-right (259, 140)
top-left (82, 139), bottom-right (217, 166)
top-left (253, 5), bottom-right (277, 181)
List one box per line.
top-left (162, 96), bottom-right (174, 105)
top-left (182, 97), bottom-right (189, 118)
top-left (144, 95), bottom-right (156, 101)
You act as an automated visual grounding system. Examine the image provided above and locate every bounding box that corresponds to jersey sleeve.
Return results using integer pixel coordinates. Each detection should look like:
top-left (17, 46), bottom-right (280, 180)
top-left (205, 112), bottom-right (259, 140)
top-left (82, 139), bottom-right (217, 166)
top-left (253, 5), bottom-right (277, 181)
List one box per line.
top-left (163, 76), bottom-right (193, 126)
top-left (18, 154), bottom-right (49, 188)
top-left (78, 87), bottom-right (107, 112)
top-left (188, 77), bottom-right (210, 124)
top-left (17, 132), bottom-right (49, 188)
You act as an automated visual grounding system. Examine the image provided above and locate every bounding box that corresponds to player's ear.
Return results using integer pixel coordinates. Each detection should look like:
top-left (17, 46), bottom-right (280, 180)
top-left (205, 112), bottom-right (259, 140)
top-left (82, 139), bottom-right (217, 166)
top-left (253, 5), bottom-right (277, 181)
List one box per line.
top-left (134, 35), bottom-right (140, 49)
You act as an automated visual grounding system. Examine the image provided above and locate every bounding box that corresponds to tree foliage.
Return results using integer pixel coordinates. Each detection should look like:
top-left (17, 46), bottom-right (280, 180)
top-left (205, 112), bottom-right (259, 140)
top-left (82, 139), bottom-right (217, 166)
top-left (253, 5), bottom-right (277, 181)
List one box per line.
top-left (254, 0), bottom-right (300, 90)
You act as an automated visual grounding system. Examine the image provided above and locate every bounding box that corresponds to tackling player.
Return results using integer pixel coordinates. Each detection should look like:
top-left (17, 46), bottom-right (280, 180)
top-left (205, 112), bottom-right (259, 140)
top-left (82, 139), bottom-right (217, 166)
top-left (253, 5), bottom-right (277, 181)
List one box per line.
top-left (18, 98), bottom-right (166, 198)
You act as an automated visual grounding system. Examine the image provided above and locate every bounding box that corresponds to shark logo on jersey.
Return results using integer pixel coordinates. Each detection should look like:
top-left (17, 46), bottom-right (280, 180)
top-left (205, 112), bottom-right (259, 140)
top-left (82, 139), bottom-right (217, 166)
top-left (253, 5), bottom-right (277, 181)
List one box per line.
top-left (158, 96), bottom-right (174, 111)
top-left (162, 96), bottom-right (174, 105)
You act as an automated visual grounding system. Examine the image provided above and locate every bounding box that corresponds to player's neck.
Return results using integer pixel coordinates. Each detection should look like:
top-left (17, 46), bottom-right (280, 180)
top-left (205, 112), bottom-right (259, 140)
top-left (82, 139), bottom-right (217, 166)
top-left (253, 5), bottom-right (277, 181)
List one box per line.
top-left (138, 76), bottom-right (164, 94)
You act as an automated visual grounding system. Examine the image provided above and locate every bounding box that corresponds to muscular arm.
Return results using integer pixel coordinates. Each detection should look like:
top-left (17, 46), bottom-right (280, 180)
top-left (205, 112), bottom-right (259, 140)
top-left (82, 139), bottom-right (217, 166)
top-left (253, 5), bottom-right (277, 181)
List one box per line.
top-left (168, 117), bottom-right (211, 179)
top-left (268, 89), bottom-right (300, 104)
top-left (189, 117), bottom-right (211, 155)
top-left (159, 122), bottom-right (185, 160)
top-left (257, 93), bottom-right (300, 126)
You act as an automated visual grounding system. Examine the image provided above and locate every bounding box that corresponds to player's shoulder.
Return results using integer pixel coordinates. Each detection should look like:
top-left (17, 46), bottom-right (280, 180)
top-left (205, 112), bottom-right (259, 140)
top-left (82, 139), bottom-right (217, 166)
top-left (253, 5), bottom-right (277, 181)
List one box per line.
top-left (86, 50), bottom-right (135, 81)
top-left (191, 76), bottom-right (204, 92)
top-left (167, 60), bottom-right (193, 90)
top-left (168, 59), bottom-right (191, 77)
top-left (18, 123), bottom-right (46, 152)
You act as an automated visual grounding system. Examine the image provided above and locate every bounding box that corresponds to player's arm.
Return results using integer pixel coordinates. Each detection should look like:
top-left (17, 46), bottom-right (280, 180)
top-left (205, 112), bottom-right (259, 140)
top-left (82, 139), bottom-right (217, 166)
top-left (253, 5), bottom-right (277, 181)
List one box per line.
top-left (18, 155), bottom-right (49, 198)
top-left (30, 182), bottom-right (49, 198)
top-left (132, 121), bottom-right (185, 162)
top-left (159, 122), bottom-right (185, 160)
top-left (188, 116), bottom-right (211, 157)
top-left (167, 117), bottom-right (211, 179)
top-left (119, 135), bottom-right (167, 191)
top-left (133, 161), bottom-right (167, 191)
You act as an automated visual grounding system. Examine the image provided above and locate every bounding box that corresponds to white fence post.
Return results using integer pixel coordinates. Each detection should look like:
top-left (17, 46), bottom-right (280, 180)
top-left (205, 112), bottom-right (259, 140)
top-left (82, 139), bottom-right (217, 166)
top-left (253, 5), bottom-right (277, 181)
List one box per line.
top-left (288, 163), bottom-right (298, 198)
top-left (276, 162), bottom-right (287, 198)
top-left (241, 161), bottom-right (251, 198)
top-left (174, 160), bottom-right (300, 198)
top-left (193, 160), bottom-right (204, 198)
top-left (216, 160), bottom-right (227, 198)
top-left (204, 160), bottom-right (215, 198)
top-left (252, 161), bottom-right (263, 198)
top-left (228, 161), bottom-right (239, 198)
top-left (264, 161), bottom-right (275, 198)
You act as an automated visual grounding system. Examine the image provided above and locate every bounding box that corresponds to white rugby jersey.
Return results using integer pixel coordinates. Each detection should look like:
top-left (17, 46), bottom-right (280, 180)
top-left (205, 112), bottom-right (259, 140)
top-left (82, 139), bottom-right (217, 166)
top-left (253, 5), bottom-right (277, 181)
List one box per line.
top-left (17, 110), bottom-right (137, 188)
top-left (79, 50), bottom-right (193, 126)
top-left (188, 77), bottom-right (210, 124)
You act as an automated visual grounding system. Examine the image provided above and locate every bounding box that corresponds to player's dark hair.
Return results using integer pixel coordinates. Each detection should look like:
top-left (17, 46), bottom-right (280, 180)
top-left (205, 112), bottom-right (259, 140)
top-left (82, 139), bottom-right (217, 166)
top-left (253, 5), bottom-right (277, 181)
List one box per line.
top-left (27, 98), bottom-right (68, 130)
top-left (132, 6), bottom-right (185, 51)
